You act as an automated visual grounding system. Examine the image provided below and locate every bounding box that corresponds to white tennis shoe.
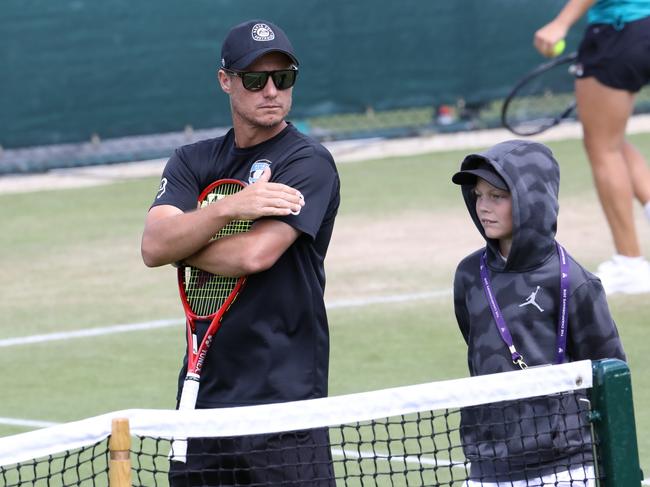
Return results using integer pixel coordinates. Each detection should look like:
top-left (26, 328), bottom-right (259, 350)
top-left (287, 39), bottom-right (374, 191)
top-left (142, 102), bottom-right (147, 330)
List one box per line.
top-left (595, 255), bottom-right (650, 295)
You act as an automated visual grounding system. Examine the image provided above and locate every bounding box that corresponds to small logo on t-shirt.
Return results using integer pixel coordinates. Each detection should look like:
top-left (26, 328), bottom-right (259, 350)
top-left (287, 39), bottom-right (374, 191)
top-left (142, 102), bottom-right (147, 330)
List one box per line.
top-left (251, 23), bottom-right (275, 42)
top-left (156, 177), bottom-right (168, 199)
top-left (249, 159), bottom-right (271, 184)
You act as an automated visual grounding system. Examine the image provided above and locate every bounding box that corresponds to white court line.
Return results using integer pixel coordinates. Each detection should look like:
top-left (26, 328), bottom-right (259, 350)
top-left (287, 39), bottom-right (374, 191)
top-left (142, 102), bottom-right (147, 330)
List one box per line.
top-left (0, 319), bottom-right (183, 348)
top-left (0, 418), bottom-right (58, 429)
top-left (0, 289), bottom-right (452, 349)
top-left (326, 289), bottom-right (452, 309)
top-left (332, 448), bottom-right (461, 469)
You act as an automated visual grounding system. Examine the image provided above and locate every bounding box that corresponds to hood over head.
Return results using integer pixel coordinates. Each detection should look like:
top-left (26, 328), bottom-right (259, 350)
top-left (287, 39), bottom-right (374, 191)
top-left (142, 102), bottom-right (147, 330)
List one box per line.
top-left (453, 140), bottom-right (560, 271)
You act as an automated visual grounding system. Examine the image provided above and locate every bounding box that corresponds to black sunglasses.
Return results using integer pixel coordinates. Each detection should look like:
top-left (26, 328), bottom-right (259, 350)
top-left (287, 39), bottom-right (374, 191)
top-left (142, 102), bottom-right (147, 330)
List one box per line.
top-left (223, 67), bottom-right (298, 92)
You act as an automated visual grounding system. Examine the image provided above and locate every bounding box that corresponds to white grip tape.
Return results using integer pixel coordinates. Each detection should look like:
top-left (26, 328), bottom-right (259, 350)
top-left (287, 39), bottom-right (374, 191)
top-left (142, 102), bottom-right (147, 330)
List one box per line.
top-left (170, 375), bottom-right (200, 463)
top-left (178, 375), bottom-right (200, 410)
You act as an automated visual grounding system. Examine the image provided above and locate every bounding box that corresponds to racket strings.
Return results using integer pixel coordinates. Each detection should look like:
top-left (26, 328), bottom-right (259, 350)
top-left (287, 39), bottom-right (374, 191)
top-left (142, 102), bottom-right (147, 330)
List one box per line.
top-left (213, 218), bottom-right (252, 240)
top-left (502, 54), bottom-right (577, 136)
top-left (185, 269), bottom-right (239, 316)
top-left (184, 181), bottom-right (252, 317)
top-left (203, 183), bottom-right (253, 240)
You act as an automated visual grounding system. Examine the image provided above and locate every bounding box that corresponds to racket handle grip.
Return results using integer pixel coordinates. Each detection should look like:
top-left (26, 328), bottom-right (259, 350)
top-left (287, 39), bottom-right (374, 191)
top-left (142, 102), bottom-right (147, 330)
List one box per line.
top-left (170, 374), bottom-right (200, 463)
top-left (178, 374), bottom-right (200, 410)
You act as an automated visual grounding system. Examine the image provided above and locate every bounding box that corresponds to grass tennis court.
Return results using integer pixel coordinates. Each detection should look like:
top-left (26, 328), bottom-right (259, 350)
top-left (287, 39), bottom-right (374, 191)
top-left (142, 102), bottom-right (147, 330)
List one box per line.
top-left (1, 133), bottom-right (649, 478)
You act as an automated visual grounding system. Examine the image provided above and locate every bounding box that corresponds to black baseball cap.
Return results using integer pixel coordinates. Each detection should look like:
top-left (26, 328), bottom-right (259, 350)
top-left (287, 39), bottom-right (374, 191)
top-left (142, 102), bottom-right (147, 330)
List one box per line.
top-left (452, 161), bottom-right (508, 191)
top-left (220, 20), bottom-right (299, 70)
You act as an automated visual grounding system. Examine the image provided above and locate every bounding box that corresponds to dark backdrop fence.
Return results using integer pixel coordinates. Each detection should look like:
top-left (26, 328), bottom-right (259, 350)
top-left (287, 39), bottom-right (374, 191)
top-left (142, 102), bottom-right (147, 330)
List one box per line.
top-left (1, 0), bottom-right (578, 171)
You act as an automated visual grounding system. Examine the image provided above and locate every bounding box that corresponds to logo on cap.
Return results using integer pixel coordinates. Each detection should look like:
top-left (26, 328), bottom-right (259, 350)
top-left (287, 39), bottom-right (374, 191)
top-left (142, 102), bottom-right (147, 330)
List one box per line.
top-left (251, 23), bottom-right (275, 42)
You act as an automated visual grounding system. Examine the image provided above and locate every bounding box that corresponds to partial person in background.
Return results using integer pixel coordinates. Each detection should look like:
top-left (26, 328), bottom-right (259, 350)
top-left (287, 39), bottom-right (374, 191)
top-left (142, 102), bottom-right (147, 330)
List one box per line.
top-left (141, 19), bottom-right (339, 486)
top-left (534, 0), bottom-right (650, 294)
top-left (451, 140), bottom-right (626, 485)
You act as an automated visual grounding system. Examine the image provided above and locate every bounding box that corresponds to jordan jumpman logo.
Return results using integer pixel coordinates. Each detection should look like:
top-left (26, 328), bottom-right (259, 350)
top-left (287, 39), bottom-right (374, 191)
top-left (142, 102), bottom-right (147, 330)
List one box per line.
top-left (519, 286), bottom-right (544, 312)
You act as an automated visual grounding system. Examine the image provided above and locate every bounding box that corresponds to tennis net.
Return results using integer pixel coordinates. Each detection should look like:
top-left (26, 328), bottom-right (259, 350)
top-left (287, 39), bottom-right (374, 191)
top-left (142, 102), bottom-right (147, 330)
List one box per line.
top-left (0, 359), bottom-right (640, 486)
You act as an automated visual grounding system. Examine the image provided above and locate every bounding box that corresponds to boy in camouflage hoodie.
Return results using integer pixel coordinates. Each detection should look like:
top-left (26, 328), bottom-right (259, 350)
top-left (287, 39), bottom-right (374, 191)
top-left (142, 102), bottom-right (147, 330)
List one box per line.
top-left (451, 140), bottom-right (625, 485)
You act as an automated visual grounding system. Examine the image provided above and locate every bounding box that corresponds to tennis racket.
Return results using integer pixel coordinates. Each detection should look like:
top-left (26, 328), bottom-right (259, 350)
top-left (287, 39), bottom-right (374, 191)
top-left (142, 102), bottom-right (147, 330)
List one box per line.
top-left (501, 52), bottom-right (579, 136)
top-left (171, 179), bottom-right (252, 462)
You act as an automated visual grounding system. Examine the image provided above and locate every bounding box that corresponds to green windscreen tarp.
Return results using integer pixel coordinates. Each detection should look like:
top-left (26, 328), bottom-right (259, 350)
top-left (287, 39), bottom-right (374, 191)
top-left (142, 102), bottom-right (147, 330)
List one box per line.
top-left (1, 0), bottom-right (577, 149)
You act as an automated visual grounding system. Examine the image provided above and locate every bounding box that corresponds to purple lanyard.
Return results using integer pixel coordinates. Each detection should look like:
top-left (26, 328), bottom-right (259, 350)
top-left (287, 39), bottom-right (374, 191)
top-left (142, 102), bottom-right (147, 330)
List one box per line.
top-left (479, 242), bottom-right (570, 369)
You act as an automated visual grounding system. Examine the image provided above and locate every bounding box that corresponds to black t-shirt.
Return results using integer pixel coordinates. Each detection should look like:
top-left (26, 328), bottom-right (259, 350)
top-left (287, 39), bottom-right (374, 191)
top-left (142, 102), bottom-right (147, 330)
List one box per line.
top-left (151, 123), bottom-right (340, 407)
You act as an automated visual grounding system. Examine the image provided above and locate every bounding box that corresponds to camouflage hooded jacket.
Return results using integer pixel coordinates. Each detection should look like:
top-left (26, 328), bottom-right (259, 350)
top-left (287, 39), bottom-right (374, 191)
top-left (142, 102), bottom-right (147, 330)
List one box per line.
top-left (452, 140), bottom-right (626, 480)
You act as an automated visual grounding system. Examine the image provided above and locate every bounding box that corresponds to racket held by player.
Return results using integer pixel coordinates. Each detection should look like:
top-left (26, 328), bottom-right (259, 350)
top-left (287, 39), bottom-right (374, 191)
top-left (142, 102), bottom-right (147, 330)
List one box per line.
top-left (170, 179), bottom-right (252, 463)
top-left (501, 52), bottom-right (579, 136)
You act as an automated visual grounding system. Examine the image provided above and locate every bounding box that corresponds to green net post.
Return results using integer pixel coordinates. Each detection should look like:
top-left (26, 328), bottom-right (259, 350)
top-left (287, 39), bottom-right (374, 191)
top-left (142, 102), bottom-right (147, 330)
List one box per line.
top-left (590, 358), bottom-right (642, 486)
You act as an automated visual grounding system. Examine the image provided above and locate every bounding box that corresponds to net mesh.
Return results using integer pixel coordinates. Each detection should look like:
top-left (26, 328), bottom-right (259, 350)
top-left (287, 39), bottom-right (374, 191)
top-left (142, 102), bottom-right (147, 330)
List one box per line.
top-left (0, 441), bottom-right (109, 487)
top-left (134, 396), bottom-right (595, 486)
top-left (0, 361), bottom-right (603, 486)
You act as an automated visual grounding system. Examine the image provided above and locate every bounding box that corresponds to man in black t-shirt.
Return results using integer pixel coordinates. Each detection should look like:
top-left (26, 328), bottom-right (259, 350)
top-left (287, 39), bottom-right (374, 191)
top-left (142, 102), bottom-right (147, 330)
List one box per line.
top-left (141, 19), bottom-right (340, 486)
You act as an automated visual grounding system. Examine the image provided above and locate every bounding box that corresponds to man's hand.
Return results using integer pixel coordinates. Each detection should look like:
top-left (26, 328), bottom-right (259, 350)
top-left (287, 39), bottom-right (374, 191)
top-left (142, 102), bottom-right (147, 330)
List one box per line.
top-left (221, 167), bottom-right (304, 220)
top-left (141, 167), bottom-right (304, 268)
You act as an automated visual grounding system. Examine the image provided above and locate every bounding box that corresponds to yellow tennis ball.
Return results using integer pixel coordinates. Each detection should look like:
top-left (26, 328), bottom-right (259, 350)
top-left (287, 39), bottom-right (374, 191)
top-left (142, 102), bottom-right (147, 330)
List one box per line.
top-left (553, 39), bottom-right (566, 57)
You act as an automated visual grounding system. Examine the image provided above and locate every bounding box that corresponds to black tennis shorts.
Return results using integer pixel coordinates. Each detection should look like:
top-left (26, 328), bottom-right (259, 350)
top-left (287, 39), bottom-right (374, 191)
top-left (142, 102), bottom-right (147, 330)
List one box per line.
top-left (577, 15), bottom-right (650, 93)
top-left (169, 427), bottom-right (336, 487)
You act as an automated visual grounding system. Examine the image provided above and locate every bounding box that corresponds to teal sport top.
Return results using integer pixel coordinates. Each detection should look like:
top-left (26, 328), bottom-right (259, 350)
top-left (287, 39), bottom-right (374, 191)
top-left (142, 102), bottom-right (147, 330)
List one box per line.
top-left (588, 0), bottom-right (650, 25)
